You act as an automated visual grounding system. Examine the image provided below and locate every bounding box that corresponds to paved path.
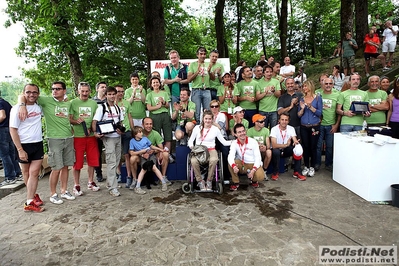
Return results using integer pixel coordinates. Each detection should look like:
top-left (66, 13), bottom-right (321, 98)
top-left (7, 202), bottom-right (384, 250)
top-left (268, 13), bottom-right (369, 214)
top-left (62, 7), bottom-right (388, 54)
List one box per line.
top-left (0, 166), bottom-right (398, 265)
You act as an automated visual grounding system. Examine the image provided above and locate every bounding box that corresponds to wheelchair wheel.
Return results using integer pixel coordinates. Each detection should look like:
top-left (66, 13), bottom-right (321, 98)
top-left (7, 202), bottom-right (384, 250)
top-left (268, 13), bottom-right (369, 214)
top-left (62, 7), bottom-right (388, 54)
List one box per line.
top-left (217, 182), bottom-right (223, 195)
top-left (186, 154), bottom-right (191, 182)
top-left (182, 183), bottom-right (192, 194)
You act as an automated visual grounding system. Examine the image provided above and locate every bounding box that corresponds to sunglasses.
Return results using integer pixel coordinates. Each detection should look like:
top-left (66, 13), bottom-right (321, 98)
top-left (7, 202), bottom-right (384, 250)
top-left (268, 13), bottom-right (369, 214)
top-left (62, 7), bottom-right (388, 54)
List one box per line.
top-left (210, 105), bottom-right (219, 108)
top-left (324, 83), bottom-right (333, 85)
top-left (51, 87), bottom-right (64, 91)
top-left (256, 120), bottom-right (265, 123)
top-left (25, 91), bottom-right (38, 95)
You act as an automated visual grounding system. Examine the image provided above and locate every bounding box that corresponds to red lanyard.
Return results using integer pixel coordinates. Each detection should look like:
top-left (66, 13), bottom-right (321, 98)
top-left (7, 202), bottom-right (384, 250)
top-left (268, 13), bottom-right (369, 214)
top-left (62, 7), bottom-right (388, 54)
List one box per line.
top-left (238, 137), bottom-right (248, 164)
top-left (280, 128), bottom-right (287, 144)
top-left (201, 128), bottom-right (211, 142)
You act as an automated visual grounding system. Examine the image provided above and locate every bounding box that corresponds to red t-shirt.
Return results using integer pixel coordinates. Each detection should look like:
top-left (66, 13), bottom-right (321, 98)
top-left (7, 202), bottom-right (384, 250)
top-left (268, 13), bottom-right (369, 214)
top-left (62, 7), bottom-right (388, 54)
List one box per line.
top-left (364, 35), bottom-right (380, 54)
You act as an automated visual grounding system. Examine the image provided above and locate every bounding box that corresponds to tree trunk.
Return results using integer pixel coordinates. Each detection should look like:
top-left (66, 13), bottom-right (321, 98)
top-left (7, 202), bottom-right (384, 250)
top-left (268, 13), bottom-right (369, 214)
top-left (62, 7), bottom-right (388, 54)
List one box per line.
top-left (65, 51), bottom-right (83, 96)
top-left (142, 0), bottom-right (165, 77)
top-left (354, 0), bottom-right (368, 51)
top-left (279, 0), bottom-right (288, 60)
top-left (341, 0), bottom-right (354, 39)
top-left (236, 0), bottom-right (242, 63)
top-left (257, 0), bottom-right (267, 57)
top-left (215, 0), bottom-right (227, 58)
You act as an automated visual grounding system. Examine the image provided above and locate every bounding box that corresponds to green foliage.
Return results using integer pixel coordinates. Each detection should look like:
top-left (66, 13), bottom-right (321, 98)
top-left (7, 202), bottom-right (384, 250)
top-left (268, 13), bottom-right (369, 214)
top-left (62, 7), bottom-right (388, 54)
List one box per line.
top-left (0, 78), bottom-right (28, 104)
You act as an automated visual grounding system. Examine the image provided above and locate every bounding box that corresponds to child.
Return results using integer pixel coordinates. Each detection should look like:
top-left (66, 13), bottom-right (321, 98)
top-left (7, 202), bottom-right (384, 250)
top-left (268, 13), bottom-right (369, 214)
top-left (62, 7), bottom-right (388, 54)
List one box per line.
top-left (129, 126), bottom-right (168, 194)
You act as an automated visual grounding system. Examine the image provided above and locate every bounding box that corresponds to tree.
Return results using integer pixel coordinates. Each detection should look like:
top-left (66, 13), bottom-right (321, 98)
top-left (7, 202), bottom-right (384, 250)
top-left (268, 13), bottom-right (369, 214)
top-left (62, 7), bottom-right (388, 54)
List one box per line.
top-left (354, 0), bottom-right (369, 50)
top-left (215, 0), bottom-right (227, 58)
top-left (341, 0), bottom-right (355, 39)
top-left (142, 0), bottom-right (166, 77)
top-left (277, 0), bottom-right (288, 60)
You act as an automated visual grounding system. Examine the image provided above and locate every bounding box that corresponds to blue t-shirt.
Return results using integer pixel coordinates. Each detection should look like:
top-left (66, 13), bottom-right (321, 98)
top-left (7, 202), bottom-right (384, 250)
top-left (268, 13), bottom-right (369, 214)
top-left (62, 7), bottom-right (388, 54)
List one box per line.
top-left (0, 98), bottom-right (12, 127)
top-left (129, 136), bottom-right (152, 151)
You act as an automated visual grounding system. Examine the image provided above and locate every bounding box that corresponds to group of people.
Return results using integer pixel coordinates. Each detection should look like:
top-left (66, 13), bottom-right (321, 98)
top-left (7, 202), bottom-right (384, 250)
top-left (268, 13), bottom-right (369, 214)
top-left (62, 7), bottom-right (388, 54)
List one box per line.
top-left (2, 43), bottom-right (399, 213)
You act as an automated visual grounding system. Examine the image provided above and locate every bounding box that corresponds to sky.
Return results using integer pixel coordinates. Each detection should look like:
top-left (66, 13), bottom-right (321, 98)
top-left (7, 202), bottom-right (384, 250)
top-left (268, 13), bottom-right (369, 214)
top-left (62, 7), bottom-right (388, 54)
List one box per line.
top-left (0, 0), bottom-right (201, 82)
top-left (0, 0), bottom-right (29, 81)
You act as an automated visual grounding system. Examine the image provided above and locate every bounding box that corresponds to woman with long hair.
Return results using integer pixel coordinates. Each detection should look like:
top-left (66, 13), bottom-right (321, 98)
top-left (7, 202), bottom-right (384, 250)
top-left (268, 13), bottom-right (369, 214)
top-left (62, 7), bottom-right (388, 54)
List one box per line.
top-left (145, 76), bottom-right (172, 151)
top-left (188, 110), bottom-right (231, 191)
top-left (330, 65), bottom-right (345, 91)
top-left (297, 80), bottom-right (323, 177)
top-left (217, 72), bottom-right (237, 121)
top-left (387, 78), bottom-right (399, 139)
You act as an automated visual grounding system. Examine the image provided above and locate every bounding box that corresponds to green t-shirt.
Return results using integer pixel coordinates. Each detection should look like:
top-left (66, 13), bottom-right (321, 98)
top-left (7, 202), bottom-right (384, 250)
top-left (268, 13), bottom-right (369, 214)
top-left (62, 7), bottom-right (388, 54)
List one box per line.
top-left (365, 90), bottom-right (388, 125)
top-left (38, 96), bottom-right (73, 138)
top-left (217, 84), bottom-right (236, 113)
top-left (247, 127), bottom-right (270, 145)
top-left (209, 62), bottom-right (225, 89)
top-left (256, 78), bottom-right (281, 112)
top-left (124, 86), bottom-right (147, 119)
top-left (173, 101), bottom-right (196, 124)
top-left (320, 91), bottom-right (340, 126)
top-left (145, 90), bottom-right (171, 115)
top-left (337, 89), bottom-right (369, 126)
top-left (342, 39), bottom-right (357, 57)
top-left (273, 75), bottom-right (286, 91)
top-left (229, 118), bottom-right (249, 130)
top-left (117, 99), bottom-right (132, 131)
top-left (234, 79), bottom-right (259, 110)
top-left (188, 61), bottom-right (210, 88)
top-left (145, 130), bottom-right (164, 146)
top-left (70, 98), bottom-right (98, 137)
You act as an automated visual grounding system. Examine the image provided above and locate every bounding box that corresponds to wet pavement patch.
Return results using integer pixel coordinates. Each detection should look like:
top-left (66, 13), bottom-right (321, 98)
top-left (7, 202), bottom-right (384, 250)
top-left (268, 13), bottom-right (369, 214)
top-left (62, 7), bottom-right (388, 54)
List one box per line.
top-left (153, 187), bottom-right (293, 223)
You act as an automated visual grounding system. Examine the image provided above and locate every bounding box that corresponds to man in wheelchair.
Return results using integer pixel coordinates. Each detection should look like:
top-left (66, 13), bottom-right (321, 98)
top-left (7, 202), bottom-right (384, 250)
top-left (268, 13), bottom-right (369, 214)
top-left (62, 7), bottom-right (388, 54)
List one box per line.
top-left (228, 123), bottom-right (265, 191)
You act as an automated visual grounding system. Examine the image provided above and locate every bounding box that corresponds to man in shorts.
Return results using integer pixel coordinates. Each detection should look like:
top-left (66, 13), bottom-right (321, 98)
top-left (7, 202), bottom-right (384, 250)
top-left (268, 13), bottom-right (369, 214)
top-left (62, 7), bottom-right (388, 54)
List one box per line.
top-left (10, 84), bottom-right (44, 212)
top-left (342, 32), bottom-right (358, 76)
top-left (18, 81), bottom-right (76, 205)
top-left (382, 20), bottom-right (399, 68)
top-left (69, 82), bottom-right (100, 196)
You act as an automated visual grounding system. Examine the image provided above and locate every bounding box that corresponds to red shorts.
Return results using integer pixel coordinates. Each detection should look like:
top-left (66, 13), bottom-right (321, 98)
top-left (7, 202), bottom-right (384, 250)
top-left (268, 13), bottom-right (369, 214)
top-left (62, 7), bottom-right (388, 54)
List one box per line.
top-left (73, 136), bottom-right (100, 170)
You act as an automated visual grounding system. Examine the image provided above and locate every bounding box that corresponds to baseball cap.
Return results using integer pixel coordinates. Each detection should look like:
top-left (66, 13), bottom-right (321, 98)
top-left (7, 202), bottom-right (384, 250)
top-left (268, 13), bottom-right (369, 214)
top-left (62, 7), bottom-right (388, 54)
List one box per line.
top-left (233, 106), bottom-right (245, 114)
top-left (222, 72), bottom-right (231, 78)
top-left (293, 144), bottom-right (303, 160)
top-left (252, 114), bottom-right (266, 123)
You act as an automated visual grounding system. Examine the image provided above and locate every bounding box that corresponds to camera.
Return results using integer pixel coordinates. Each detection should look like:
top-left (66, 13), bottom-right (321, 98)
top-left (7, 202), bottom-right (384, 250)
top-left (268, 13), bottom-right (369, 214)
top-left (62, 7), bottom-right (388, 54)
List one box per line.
top-left (115, 122), bottom-right (126, 133)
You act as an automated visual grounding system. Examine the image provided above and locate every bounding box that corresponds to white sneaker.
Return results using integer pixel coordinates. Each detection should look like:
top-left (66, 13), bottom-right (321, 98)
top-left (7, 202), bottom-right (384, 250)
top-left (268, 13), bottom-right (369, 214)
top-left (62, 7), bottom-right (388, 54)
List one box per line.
top-left (50, 193), bottom-right (64, 204)
top-left (87, 182), bottom-right (100, 191)
top-left (264, 172), bottom-right (269, 181)
top-left (109, 188), bottom-right (121, 197)
top-left (198, 180), bottom-right (206, 191)
top-left (206, 181), bottom-right (212, 191)
top-left (134, 187), bottom-right (146, 195)
top-left (302, 167), bottom-right (309, 176)
top-left (163, 176), bottom-right (172, 186)
top-left (308, 167), bottom-right (315, 177)
top-left (161, 183), bottom-right (168, 192)
top-left (73, 185), bottom-right (83, 196)
top-left (61, 191), bottom-right (76, 200)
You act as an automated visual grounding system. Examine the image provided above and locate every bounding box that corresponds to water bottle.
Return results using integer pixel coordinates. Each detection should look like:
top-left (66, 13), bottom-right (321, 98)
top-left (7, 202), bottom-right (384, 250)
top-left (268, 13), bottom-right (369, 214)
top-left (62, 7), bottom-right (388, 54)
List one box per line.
top-left (362, 120), bottom-right (367, 131)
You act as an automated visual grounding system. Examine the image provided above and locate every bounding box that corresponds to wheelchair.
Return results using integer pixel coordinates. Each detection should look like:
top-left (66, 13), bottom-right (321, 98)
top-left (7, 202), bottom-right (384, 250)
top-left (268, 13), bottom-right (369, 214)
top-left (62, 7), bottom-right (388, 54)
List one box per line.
top-left (182, 150), bottom-right (224, 194)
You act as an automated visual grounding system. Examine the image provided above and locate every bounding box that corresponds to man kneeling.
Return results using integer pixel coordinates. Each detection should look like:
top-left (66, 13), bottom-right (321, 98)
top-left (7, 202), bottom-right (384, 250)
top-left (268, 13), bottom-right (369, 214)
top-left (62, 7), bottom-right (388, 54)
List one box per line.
top-left (228, 123), bottom-right (265, 191)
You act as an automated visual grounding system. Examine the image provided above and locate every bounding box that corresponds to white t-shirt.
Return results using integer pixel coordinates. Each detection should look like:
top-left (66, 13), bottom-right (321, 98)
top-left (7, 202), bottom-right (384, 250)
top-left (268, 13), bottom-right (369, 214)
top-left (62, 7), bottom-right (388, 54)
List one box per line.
top-left (270, 124), bottom-right (296, 145)
top-left (214, 112), bottom-right (227, 137)
top-left (383, 25), bottom-right (399, 43)
top-left (188, 125), bottom-right (231, 148)
top-left (294, 73), bottom-right (307, 83)
top-left (280, 65), bottom-right (295, 77)
top-left (9, 103), bottom-right (43, 143)
top-left (93, 103), bottom-right (124, 138)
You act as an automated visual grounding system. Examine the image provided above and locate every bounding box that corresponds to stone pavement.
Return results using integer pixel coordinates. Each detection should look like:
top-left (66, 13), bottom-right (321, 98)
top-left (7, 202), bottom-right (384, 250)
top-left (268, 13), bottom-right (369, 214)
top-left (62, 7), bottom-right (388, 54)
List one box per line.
top-left (0, 165), bottom-right (398, 266)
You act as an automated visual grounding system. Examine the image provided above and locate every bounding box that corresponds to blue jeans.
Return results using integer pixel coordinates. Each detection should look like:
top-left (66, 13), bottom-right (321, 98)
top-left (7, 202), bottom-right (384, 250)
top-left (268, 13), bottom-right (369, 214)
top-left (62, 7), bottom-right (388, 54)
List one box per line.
top-left (191, 89), bottom-right (211, 123)
top-left (171, 95), bottom-right (180, 106)
top-left (340, 124), bottom-right (362, 132)
top-left (259, 111), bottom-right (278, 129)
top-left (0, 127), bottom-right (20, 180)
top-left (316, 125), bottom-right (334, 167)
top-left (244, 109), bottom-right (258, 128)
top-left (272, 147), bottom-right (301, 174)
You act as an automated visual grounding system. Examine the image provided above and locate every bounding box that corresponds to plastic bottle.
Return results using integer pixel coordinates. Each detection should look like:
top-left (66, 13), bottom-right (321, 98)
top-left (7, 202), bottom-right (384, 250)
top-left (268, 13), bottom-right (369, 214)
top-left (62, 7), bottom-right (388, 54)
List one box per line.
top-left (362, 120), bottom-right (367, 131)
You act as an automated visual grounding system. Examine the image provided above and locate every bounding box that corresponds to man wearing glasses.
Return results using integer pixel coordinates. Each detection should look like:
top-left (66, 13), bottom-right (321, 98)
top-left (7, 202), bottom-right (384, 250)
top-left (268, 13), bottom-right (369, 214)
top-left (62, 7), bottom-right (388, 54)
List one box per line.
top-left (315, 78), bottom-right (341, 172)
top-left (247, 114), bottom-right (272, 180)
top-left (228, 123), bottom-right (265, 191)
top-left (18, 81), bottom-right (76, 205)
top-left (69, 82), bottom-right (100, 196)
top-left (10, 84), bottom-right (44, 212)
